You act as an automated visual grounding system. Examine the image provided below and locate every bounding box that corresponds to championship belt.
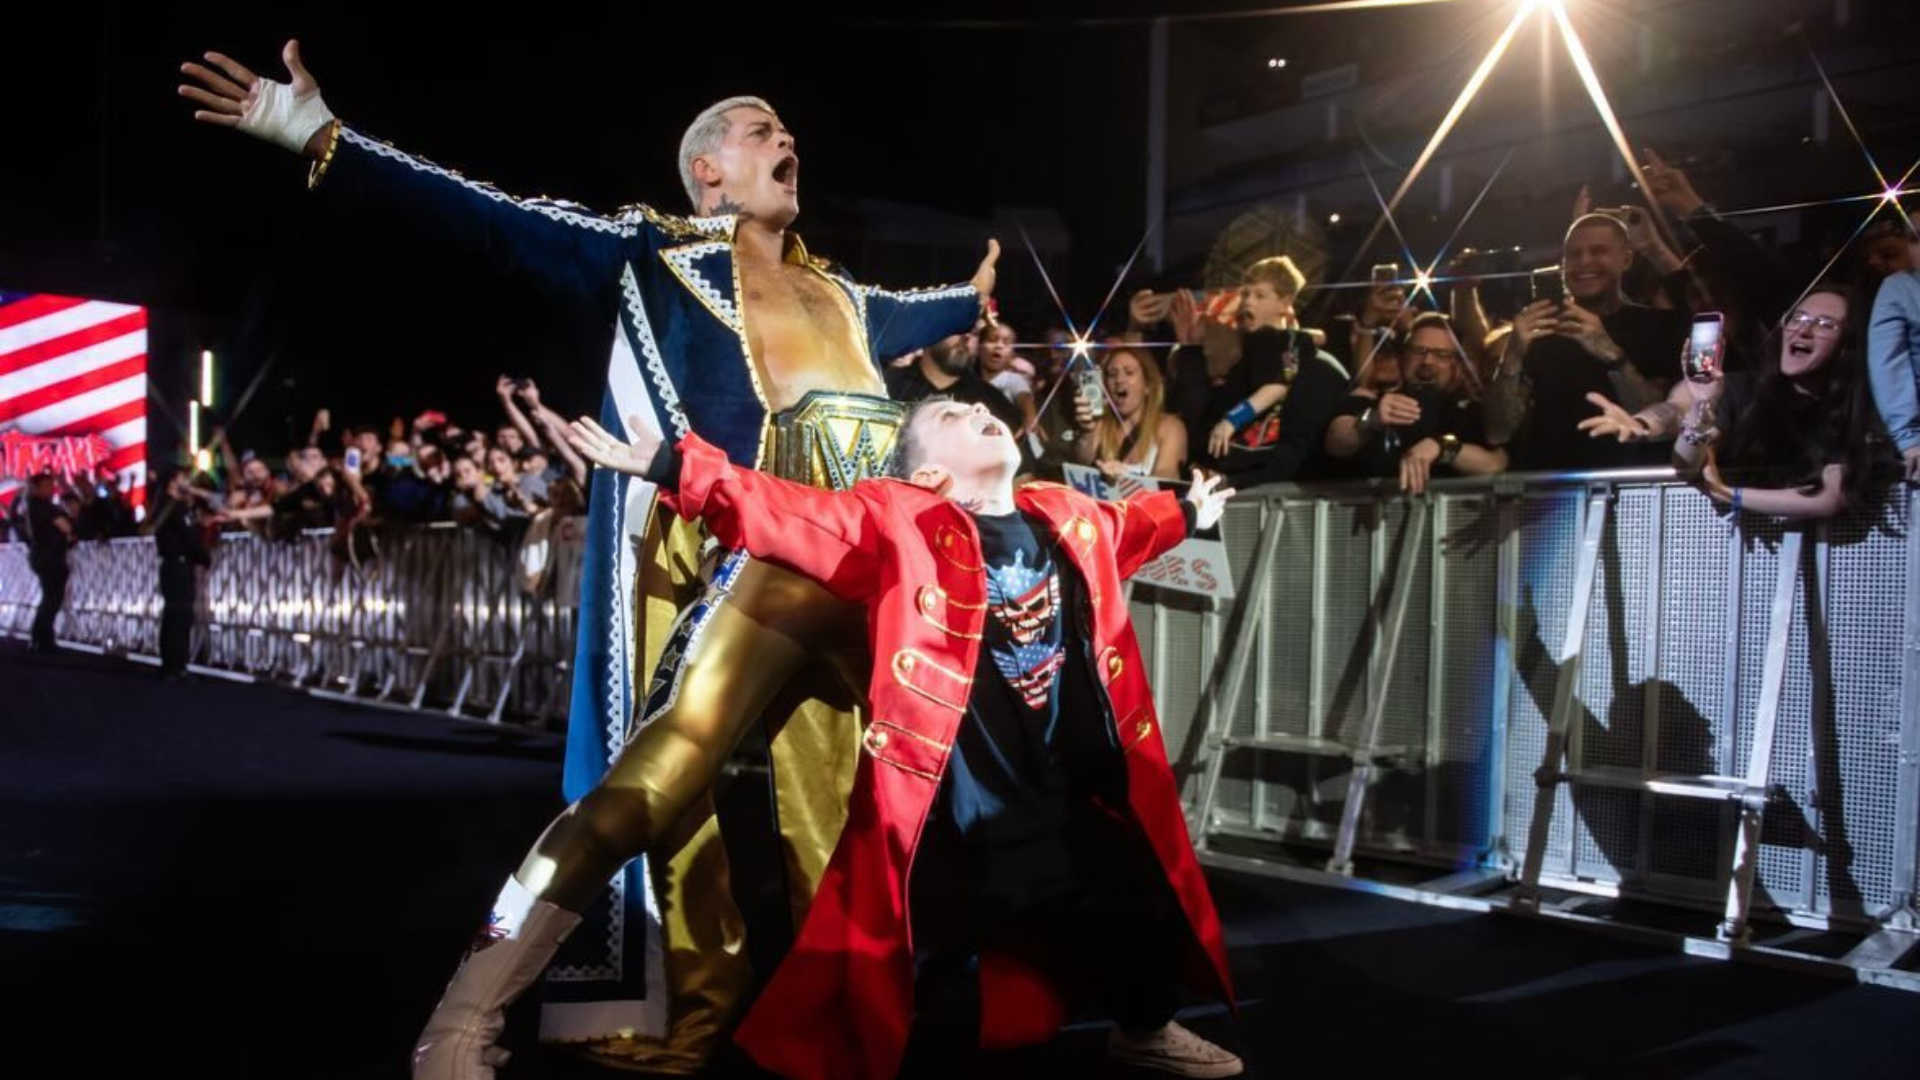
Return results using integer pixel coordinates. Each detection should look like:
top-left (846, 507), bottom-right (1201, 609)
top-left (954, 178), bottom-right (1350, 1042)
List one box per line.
top-left (764, 390), bottom-right (907, 491)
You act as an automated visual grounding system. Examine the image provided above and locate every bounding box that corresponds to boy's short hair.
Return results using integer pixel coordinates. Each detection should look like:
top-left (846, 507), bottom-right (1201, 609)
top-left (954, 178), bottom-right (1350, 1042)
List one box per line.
top-left (1243, 255), bottom-right (1306, 296)
top-left (888, 396), bottom-right (953, 479)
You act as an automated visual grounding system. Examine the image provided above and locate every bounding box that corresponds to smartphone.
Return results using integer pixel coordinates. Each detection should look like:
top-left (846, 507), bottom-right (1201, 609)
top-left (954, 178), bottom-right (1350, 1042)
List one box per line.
top-left (1685, 311), bottom-right (1724, 382)
top-left (1071, 357), bottom-right (1108, 417)
top-left (343, 448), bottom-right (363, 473)
top-left (1371, 263), bottom-right (1400, 288)
top-left (1530, 266), bottom-right (1566, 306)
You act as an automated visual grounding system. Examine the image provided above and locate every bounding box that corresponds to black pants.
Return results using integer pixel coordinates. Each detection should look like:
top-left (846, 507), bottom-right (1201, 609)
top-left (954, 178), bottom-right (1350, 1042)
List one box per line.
top-left (159, 560), bottom-right (196, 674)
top-left (30, 558), bottom-right (67, 650)
top-left (906, 802), bottom-right (1187, 1063)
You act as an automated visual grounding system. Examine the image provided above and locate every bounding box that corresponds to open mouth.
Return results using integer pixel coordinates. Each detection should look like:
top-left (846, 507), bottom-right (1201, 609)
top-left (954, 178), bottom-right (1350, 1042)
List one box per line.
top-left (773, 155), bottom-right (799, 189)
top-left (980, 419), bottom-right (1004, 438)
top-left (1788, 340), bottom-right (1815, 359)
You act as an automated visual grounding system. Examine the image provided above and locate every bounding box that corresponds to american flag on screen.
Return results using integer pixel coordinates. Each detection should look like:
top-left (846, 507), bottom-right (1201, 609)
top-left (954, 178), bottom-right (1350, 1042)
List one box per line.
top-left (0, 290), bottom-right (148, 511)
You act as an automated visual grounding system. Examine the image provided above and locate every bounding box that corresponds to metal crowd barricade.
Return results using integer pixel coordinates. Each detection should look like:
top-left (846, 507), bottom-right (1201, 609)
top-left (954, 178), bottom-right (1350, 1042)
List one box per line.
top-left (1, 520), bottom-right (585, 724)
top-left (7, 473), bottom-right (1918, 982)
top-left (1146, 469), bottom-right (1919, 987)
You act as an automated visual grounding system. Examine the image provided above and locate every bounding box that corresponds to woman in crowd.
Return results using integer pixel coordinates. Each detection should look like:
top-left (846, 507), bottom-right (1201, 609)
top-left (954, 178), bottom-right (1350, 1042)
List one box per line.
top-left (1069, 346), bottom-right (1187, 481)
top-left (978, 321), bottom-right (1038, 438)
top-left (1583, 281), bottom-right (1879, 519)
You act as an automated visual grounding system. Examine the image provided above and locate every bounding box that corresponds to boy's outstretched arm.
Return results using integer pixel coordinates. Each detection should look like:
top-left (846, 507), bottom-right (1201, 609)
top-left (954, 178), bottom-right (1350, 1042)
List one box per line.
top-left (568, 417), bottom-right (885, 601)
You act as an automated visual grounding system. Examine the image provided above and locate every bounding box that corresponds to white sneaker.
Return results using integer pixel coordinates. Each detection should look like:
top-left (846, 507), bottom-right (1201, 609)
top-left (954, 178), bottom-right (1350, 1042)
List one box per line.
top-left (1106, 1020), bottom-right (1244, 1078)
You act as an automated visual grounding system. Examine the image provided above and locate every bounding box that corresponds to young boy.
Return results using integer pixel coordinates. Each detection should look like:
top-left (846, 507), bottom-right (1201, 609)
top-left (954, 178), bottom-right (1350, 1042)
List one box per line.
top-left (1205, 254), bottom-right (1350, 484)
top-left (565, 397), bottom-right (1243, 1080)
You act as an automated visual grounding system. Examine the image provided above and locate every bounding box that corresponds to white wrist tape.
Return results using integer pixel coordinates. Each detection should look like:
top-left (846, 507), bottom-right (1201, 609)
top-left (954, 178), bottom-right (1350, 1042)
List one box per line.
top-left (237, 78), bottom-right (335, 154)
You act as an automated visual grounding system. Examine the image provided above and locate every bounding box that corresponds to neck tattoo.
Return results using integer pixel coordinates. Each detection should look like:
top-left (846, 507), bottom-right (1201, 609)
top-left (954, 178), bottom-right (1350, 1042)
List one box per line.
top-left (705, 195), bottom-right (753, 222)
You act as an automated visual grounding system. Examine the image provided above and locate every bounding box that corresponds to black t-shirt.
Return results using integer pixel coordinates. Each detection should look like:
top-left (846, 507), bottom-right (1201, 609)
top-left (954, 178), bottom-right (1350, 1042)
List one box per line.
top-left (1162, 346), bottom-right (1214, 465)
top-left (1209, 328), bottom-right (1350, 485)
top-left (149, 496), bottom-right (212, 566)
top-left (1330, 389), bottom-right (1491, 480)
top-left (943, 510), bottom-right (1074, 846)
top-left (1214, 328), bottom-right (1304, 450)
top-left (1515, 302), bottom-right (1688, 471)
top-left (23, 496), bottom-right (72, 563)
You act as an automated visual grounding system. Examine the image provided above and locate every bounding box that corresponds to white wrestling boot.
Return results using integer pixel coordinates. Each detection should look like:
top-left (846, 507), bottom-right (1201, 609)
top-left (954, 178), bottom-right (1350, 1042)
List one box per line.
top-left (412, 876), bottom-right (582, 1080)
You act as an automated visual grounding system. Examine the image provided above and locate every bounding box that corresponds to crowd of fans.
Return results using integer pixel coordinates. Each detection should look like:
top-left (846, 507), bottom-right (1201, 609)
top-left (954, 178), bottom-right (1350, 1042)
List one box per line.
top-left (12, 154), bottom-right (1917, 564)
top-left (2, 464), bottom-right (138, 543)
top-left (874, 152), bottom-right (1916, 526)
top-left (204, 375), bottom-right (589, 549)
top-left (6, 375), bottom-right (595, 556)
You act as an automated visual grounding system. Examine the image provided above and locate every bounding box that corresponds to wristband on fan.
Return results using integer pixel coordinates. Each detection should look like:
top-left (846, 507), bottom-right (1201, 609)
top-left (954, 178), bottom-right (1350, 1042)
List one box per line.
top-left (237, 77), bottom-right (336, 154)
top-left (1223, 399), bottom-right (1259, 431)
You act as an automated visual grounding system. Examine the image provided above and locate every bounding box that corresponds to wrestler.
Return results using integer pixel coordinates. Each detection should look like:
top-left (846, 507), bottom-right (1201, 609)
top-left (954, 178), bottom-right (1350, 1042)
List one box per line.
top-left (180, 40), bottom-right (999, 1078)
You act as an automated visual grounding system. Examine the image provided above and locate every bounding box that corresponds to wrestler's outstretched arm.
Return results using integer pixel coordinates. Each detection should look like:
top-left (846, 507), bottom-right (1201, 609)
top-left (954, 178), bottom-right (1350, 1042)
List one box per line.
top-left (179, 40), bottom-right (334, 157)
top-left (857, 240), bottom-right (1001, 364)
top-left (179, 39), bottom-right (627, 299)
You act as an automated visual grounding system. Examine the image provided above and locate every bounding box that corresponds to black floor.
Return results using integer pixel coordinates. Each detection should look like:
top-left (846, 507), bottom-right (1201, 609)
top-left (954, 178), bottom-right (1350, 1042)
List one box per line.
top-left (4, 643), bottom-right (1917, 1080)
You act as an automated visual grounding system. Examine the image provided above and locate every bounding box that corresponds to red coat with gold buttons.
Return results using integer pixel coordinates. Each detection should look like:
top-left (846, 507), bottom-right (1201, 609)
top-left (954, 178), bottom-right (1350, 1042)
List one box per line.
top-left (661, 433), bottom-right (1234, 1080)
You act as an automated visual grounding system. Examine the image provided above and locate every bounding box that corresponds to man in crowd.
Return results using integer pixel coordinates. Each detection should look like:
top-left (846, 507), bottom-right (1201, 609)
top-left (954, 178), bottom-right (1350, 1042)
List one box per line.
top-left (1490, 213), bottom-right (1689, 471)
top-left (19, 471), bottom-right (74, 653)
top-left (887, 333), bottom-right (1027, 443)
top-left (1325, 313), bottom-right (1509, 493)
top-left (145, 468), bottom-right (216, 679)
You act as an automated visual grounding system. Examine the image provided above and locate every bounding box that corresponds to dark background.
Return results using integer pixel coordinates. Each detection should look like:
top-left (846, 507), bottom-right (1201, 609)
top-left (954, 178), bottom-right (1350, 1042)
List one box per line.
top-left (0, 3), bottom-right (1173, 459)
top-left (3, 2), bottom-right (1917, 466)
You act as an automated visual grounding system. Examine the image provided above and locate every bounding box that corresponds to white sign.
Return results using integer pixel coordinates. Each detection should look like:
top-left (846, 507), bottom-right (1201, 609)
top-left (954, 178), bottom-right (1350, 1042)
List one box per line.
top-left (1060, 465), bottom-right (1236, 601)
top-left (518, 512), bottom-right (589, 599)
